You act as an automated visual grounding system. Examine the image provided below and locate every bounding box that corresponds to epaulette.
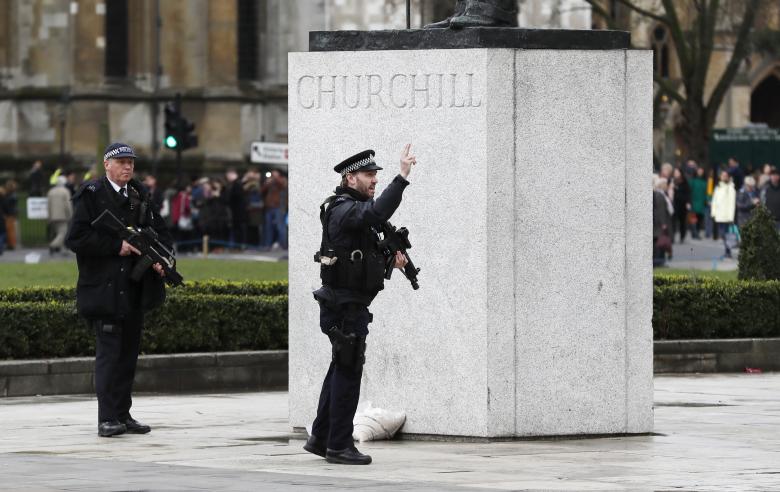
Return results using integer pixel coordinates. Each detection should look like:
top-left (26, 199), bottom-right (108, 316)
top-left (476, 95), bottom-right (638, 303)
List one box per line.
top-left (72, 179), bottom-right (102, 200)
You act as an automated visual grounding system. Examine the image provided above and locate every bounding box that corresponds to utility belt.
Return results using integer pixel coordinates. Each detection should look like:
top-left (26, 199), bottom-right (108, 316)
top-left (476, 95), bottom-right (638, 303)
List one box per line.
top-left (314, 246), bottom-right (385, 293)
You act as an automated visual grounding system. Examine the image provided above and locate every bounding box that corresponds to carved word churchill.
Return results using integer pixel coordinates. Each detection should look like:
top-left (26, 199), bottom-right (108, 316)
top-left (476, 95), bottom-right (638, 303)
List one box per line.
top-left (296, 73), bottom-right (482, 110)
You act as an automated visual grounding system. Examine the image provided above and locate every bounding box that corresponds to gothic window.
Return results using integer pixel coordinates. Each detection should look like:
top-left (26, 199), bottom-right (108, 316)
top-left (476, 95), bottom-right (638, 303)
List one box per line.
top-left (651, 25), bottom-right (670, 79)
top-left (237, 0), bottom-right (259, 81)
top-left (751, 73), bottom-right (780, 128)
top-left (105, 0), bottom-right (128, 78)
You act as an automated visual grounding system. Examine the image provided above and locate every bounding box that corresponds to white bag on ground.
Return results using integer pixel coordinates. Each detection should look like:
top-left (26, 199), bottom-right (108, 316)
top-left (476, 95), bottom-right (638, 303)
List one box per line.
top-left (352, 402), bottom-right (406, 442)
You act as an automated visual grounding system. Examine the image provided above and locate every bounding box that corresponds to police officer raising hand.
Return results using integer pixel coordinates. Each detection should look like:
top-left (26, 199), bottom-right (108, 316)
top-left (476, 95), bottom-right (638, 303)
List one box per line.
top-left (305, 146), bottom-right (416, 465)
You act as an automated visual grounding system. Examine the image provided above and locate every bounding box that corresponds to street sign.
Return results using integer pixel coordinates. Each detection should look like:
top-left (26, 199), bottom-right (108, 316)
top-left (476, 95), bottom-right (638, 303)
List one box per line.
top-left (250, 142), bottom-right (288, 165)
top-left (26, 197), bottom-right (48, 220)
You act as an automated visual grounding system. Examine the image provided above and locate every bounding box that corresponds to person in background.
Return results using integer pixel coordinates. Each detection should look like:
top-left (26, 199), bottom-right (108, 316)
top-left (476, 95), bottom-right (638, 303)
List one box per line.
top-left (736, 176), bottom-right (759, 229)
top-left (660, 163), bottom-right (675, 202)
top-left (758, 163), bottom-right (773, 190)
top-left (27, 160), bottom-right (48, 197)
top-left (0, 185), bottom-right (6, 255)
top-left (2, 180), bottom-right (19, 250)
top-left (683, 159), bottom-right (698, 179)
top-left (242, 169), bottom-right (263, 247)
top-left (727, 157), bottom-right (745, 192)
top-left (225, 169), bottom-right (248, 249)
top-left (653, 176), bottom-right (674, 266)
top-left (199, 180), bottom-right (231, 249)
top-left (760, 168), bottom-right (780, 230)
top-left (261, 169), bottom-right (288, 250)
top-left (46, 176), bottom-right (74, 255)
top-left (170, 185), bottom-right (194, 252)
top-left (705, 167), bottom-right (717, 240)
top-left (142, 175), bottom-right (165, 215)
top-left (689, 166), bottom-right (707, 239)
top-left (710, 170), bottom-right (737, 258)
top-left (672, 168), bottom-right (691, 243)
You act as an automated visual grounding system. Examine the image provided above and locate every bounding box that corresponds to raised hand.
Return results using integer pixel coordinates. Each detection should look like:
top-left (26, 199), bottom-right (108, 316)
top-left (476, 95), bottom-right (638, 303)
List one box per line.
top-left (400, 143), bottom-right (417, 179)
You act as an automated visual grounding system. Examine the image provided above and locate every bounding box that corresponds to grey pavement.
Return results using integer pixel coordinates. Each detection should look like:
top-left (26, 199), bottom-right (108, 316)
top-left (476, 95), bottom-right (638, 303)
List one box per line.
top-left (662, 235), bottom-right (739, 271)
top-left (1, 374), bottom-right (779, 491)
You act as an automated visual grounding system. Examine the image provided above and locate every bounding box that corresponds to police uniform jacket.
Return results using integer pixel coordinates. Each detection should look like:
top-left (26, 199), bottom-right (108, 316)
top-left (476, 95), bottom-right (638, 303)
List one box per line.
top-left (319, 174), bottom-right (409, 306)
top-left (65, 177), bottom-right (172, 321)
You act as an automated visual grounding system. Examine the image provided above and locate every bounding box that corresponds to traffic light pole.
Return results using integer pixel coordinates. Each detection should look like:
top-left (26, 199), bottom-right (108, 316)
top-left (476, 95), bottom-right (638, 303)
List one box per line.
top-left (174, 92), bottom-right (183, 187)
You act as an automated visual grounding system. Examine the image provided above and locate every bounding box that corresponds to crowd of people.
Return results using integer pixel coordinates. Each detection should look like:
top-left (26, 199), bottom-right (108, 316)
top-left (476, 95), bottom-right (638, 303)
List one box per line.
top-left (165, 168), bottom-right (288, 252)
top-left (0, 161), bottom-right (288, 254)
top-left (0, 179), bottom-right (19, 255)
top-left (653, 157), bottom-right (780, 266)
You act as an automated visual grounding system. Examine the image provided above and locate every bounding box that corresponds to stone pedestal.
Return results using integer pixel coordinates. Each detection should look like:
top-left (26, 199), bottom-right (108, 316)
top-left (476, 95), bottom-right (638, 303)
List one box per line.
top-left (288, 32), bottom-right (653, 437)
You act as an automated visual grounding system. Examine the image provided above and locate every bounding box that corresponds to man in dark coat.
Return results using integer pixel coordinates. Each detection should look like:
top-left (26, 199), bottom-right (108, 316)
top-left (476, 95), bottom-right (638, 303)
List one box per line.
top-left (761, 169), bottom-right (780, 230)
top-left (304, 145), bottom-right (417, 465)
top-left (66, 142), bottom-right (171, 437)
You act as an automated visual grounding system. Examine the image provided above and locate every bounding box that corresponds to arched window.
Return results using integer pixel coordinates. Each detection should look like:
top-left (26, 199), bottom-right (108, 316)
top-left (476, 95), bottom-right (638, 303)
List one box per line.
top-left (105, 0), bottom-right (128, 78)
top-left (237, 0), bottom-right (259, 81)
top-left (751, 72), bottom-right (780, 128)
top-left (651, 25), bottom-right (670, 79)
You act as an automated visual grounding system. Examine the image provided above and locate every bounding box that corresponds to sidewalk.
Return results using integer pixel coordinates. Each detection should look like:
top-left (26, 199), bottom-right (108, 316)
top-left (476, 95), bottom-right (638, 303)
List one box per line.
top-left (1, 373), bottom-right (778, 491)
top-left (661, 236), bottom-right (739, 271)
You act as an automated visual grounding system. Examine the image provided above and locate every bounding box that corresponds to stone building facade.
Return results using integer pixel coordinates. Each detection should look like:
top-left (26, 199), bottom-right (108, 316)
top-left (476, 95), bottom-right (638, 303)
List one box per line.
top-left (0, 0), bottom-right (325, 179)
top-left (2, 0), bottom-right (776, 179)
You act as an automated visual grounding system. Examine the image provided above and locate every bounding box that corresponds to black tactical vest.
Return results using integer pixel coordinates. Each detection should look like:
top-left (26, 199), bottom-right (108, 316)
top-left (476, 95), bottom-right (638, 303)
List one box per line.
top-left (315, 194), bottom-right (386, 293)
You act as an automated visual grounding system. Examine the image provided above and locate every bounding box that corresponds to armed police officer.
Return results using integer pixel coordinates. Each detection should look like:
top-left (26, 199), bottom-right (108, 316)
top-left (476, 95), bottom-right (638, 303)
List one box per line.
top-left (65, 143), bottom-right (171, 437)
top-left (304, 145), bottom-right (417, 465)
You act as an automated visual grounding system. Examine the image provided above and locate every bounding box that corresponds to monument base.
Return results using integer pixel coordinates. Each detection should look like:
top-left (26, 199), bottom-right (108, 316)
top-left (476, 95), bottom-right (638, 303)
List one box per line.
top-left (288, 41), bottom-right (653, 437)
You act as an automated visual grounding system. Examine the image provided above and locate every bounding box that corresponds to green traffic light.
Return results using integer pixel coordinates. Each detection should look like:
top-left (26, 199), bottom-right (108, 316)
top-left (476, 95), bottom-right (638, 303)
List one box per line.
top-left (165, 135), bottom-right (178, 148)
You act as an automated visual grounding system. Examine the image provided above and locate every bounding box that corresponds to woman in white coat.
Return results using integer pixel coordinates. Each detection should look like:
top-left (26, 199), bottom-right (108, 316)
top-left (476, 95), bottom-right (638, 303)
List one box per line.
top-left (710, 170), bottom-right (737, 258)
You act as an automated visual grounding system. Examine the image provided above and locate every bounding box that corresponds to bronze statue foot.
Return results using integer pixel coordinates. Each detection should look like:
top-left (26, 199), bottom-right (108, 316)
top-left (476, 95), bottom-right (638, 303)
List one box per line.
top-left (423, 0), bottom-right (466, 29)
top-left (446, 0), bottom-right (519, 29)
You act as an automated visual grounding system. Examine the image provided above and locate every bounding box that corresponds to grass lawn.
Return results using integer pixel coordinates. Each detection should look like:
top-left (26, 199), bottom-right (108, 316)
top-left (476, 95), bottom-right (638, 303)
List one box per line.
top-left (654, 268), bottom-right (738, 281)
top-left (0, 259), bottom-right (288, 289)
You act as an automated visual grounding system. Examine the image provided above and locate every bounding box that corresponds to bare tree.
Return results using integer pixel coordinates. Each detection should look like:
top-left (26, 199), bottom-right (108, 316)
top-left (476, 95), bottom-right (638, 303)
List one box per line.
top-left (585, 0), bottom-right (765, 165)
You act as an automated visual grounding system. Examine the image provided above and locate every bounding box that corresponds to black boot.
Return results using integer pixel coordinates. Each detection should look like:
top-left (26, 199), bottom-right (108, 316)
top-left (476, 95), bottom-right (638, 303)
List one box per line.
top-left (122, 416), bottom-right (151, 434)
top-left (98, 420), bottom-right (127, 437)
top-left (325, 446), bottom-right (372, 465)
top-left (424, 0), bottom-right (467, 28)
top-left (450, 0), bottom-right (519, 28)
top-left (303, 435), bottom-right (327, 458)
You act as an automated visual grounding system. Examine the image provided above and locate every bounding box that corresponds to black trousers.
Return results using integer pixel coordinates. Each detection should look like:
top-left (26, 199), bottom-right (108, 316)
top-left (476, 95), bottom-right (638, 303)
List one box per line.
top-left (93, 311), bottom-right (143, 423)
top-left (311, 304), bottom-right (371, 451)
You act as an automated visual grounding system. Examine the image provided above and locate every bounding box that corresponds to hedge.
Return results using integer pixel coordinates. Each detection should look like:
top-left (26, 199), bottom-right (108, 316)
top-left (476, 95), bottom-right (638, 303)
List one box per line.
top-left (0, 293), bottom-right (288, 359)
top-left (0, 280), bottom-right (288, 304)
top-left (653, 278), bottom-right (780, 339)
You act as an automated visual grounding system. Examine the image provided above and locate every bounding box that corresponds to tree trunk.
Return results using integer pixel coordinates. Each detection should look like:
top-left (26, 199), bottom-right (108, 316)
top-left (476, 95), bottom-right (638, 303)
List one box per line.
top-left (678, 101), bottom-right (711, 166)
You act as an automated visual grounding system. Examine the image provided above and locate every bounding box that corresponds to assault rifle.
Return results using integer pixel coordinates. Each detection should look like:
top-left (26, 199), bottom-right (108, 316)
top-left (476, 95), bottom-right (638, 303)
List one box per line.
top-left (377, 221), bottom-right (420, 290)
top-left (91, 209), bottom-right (184, 287)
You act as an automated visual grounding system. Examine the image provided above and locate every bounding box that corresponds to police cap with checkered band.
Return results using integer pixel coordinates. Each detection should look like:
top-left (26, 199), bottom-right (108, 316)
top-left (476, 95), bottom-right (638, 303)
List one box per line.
top-left (334, 150), bottom-right (383, 176)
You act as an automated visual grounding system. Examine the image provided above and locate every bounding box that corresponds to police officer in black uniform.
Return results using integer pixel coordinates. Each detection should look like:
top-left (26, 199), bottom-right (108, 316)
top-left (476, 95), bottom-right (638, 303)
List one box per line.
top-left (304, 144), bottom-right (417, 465)
top-left (65, 143), bottom-right (171, 437)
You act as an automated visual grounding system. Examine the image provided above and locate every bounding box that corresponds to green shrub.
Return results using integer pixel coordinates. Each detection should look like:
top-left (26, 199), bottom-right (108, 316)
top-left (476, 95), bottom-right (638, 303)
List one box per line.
top-left (0, 286), bottom-right (75, 303)
top-left (0, 280), bottom-right (288, 304)
top-left (738, 204), bottom-right (780, 281)
top-left (184, 280), bottom-right (288, 297)
top-left (0, 293), bottom-right (288, 359)
top-left (653, 279), bottom-right (780, 339)
top-left (0, 301), bottom-right (89, 358)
